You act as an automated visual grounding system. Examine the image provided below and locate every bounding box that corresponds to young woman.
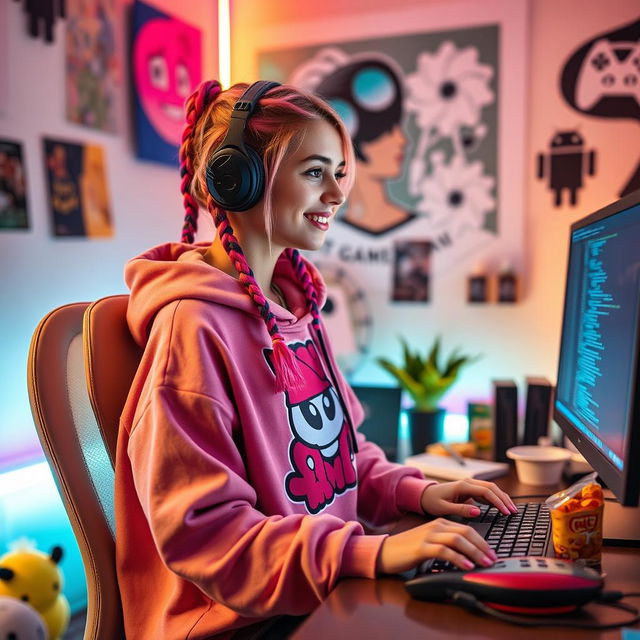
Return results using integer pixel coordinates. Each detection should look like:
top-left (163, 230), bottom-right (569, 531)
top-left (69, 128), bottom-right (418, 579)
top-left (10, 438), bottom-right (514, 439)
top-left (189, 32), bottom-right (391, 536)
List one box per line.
top-left (117, 79), bottom-right (517, 639)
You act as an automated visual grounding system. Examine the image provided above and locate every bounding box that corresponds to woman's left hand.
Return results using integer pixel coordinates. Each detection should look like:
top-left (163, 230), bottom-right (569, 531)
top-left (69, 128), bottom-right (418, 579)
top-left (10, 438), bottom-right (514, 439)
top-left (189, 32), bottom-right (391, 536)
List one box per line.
top-left (420, 479), bottom-right (518, 518)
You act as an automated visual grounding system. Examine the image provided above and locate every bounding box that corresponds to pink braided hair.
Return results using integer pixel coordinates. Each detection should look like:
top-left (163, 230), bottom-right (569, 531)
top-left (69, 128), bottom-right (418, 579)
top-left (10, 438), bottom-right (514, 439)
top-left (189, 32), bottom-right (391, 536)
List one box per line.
top-left (285, 248), bottom-right (321, 327)
top-left (180, 80), bottom-right (222, 243)
top-left (210, 201), bottom-right (305, 391)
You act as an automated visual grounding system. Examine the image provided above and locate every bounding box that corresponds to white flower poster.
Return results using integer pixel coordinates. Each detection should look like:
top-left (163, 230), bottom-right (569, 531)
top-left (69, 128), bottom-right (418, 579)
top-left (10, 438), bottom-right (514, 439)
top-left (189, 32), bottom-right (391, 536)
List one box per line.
top-left (258, 2), bottom-right (527, 297)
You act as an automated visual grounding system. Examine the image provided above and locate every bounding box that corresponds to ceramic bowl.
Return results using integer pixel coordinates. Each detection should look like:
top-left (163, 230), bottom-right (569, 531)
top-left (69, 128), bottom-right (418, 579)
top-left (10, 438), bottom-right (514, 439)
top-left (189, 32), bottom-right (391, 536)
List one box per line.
top-left (506, 445), bottom-right (572, 485)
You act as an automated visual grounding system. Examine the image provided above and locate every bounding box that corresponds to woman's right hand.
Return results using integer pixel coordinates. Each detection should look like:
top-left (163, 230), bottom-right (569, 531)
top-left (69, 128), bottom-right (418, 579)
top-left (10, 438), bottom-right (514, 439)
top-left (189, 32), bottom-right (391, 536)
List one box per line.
top-left (376, 518), bottom-right (497, 574)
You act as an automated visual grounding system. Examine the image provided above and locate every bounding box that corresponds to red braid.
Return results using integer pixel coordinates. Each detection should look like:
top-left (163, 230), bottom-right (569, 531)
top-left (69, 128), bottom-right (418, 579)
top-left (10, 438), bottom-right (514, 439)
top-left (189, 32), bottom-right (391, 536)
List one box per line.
top-left (180, 80), bottom-right (222, 243)
top-left (285, 248), bottom-right (321, 327)
top-left (210, 198), bottom-right (304, 392)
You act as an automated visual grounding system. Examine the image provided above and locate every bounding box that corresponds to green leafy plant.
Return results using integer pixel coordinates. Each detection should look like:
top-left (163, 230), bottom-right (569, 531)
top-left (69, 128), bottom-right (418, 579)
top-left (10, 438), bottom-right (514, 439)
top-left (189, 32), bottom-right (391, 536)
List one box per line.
top-left (377, 336), bottom-right (480, 412)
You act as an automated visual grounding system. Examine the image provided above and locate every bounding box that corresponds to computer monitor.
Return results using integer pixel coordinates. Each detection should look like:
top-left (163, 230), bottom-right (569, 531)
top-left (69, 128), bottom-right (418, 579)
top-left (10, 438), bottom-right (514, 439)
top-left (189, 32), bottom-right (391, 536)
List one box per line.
top-left (554, 190), bottom-right (640, 528)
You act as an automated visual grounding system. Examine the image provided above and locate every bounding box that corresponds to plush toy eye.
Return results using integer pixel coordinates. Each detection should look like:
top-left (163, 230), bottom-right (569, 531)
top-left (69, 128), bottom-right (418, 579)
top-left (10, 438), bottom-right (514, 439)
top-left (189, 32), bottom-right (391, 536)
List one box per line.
top-left (53, 581), bottom-right (59, 591)
top-left (21, 594), bottom-right (29, 601)
top-left (9, 632), bottom-right (18, 640)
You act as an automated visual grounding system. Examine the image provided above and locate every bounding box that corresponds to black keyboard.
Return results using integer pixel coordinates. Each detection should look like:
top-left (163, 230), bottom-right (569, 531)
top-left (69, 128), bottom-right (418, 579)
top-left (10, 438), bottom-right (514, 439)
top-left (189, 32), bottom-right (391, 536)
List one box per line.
top-left (422, 502), bottom-right (552, 573)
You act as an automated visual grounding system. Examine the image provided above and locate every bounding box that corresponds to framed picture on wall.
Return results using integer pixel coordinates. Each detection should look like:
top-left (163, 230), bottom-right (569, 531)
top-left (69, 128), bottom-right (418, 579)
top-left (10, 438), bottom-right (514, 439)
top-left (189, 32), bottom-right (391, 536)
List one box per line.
top-left (65, 0), bottom-right (120, 132)
top-left (130, 0), bottom-right (203, 166)
top-left (257, 0), bottom-right (528, 298)
top-left (392, 239), bottom-right (432, 303)
top-left (43, 137), bottom-right (113, 237)
top-left (0, 139), bottom-right (29, 230)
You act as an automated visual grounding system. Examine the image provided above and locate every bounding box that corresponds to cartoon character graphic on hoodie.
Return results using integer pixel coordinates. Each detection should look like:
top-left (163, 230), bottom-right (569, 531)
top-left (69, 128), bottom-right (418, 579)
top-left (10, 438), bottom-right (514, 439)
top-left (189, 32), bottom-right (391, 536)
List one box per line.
top-left (267, 340), bottom-right (357, 514)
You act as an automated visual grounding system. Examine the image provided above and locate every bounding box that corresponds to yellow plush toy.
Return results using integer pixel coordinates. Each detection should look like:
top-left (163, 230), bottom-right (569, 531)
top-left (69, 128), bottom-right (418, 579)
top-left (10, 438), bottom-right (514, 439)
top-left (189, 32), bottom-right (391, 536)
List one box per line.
top-left (0, 544), bottom-right (70, 640)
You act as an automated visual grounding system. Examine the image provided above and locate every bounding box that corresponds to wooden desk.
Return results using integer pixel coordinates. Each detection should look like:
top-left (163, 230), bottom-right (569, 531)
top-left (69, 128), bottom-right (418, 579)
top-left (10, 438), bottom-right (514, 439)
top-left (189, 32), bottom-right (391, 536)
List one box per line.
top-left (293, 469), bottom-right (640, 639)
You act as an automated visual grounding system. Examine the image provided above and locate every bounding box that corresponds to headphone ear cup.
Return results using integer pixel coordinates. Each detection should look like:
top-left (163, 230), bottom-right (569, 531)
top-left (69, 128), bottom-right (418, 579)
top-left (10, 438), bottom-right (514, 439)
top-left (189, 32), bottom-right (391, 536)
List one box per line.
top-left (206, 144), bottom-right (265, 212)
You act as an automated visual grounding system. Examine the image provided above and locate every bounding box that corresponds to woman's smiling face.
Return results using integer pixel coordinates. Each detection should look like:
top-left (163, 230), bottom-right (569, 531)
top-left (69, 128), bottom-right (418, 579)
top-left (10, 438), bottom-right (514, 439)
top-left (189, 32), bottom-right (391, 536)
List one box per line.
top-left (268, 118), bottom-right (347, 252)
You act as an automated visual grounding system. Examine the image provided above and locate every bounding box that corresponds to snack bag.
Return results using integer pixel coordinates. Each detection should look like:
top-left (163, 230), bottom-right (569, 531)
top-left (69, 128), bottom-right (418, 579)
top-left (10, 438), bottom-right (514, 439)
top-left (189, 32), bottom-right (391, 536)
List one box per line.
top-left (545, 472), bottom-right (604, 567)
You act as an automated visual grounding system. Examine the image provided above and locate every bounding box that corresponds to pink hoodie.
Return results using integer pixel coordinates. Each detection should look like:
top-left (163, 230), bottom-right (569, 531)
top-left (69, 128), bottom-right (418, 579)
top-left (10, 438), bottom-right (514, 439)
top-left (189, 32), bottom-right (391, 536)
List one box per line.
top-left (116, 242), bottom-right (433, 639)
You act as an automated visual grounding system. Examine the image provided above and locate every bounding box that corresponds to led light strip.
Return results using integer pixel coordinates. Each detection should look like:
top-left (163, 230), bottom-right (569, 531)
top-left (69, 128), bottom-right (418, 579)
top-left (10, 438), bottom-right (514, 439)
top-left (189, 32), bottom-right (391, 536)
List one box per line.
top-left (218, 0), bottom-right (231, 89)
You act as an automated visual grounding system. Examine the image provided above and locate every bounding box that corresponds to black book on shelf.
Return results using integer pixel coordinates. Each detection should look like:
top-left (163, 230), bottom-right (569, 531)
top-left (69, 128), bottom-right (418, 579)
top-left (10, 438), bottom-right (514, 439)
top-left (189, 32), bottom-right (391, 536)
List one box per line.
top-left (522, 377), bottom-right (553, 446)
top-left (492, 379), bottom-right (518, 462)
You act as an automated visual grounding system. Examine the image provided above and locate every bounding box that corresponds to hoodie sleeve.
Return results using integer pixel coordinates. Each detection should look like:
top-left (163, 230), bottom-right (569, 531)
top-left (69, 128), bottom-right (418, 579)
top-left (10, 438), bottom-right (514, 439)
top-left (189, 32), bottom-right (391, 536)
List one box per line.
top-left (127, 384), bottom-right (386, 618)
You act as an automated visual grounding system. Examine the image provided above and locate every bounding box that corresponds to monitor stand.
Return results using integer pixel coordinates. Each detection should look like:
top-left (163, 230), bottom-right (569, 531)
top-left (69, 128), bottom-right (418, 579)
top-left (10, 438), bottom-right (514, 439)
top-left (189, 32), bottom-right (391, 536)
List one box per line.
top-left (602, 494), bottom-right (640, 547)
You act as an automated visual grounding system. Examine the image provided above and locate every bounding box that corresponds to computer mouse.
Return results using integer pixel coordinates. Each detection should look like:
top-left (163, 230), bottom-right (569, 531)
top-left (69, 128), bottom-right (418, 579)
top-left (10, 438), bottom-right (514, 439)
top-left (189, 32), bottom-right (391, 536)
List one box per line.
top-left (405, 556), bottom-right (604, 614)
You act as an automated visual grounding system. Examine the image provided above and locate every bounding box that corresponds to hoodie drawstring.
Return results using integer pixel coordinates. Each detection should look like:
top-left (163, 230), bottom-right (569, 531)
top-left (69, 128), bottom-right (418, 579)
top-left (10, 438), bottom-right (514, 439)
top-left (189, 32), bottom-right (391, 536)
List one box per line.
top-left (314, 327), bottom-right (359, 455)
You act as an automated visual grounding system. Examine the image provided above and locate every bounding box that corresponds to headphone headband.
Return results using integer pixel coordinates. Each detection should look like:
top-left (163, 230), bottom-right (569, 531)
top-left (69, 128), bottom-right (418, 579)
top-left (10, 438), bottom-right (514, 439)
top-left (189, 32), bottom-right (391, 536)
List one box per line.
top-left (222, 80), bottom-right (281, 147)
top-left (206, 80), bottom-right (281, 211)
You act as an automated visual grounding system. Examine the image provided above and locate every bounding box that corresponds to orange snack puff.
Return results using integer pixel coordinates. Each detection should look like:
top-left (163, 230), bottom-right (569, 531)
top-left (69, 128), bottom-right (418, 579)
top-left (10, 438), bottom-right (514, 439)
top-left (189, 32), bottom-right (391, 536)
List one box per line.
top-left (545, 472), bottom-right (604, 567)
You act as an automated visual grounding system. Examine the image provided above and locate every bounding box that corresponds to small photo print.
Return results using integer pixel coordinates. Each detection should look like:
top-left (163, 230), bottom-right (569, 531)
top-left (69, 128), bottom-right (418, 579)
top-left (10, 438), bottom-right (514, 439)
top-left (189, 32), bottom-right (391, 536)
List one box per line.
top-left (43, 137), bottom-right (113, 237)
top-left (0, 139), bottom-right (29, 230)
top-left (392, 240), bottom-right (432, 302)
top-left (468, 274), bottom-right (488, 303)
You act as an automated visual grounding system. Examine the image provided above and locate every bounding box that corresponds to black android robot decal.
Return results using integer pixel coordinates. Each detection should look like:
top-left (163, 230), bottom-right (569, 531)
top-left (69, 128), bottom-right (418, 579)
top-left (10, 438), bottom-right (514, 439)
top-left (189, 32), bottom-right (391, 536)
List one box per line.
top-left (537, 130), bottom-right (596, 207)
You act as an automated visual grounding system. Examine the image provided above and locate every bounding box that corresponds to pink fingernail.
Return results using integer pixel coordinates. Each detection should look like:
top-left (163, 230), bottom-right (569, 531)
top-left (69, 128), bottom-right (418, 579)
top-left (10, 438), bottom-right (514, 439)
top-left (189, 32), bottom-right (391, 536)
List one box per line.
top-left (470, 506), bottom-right (481, 516)
top-left (463, 559), bottom-right (474, 569)
top-left (481, 555), bottom-right (494, 566)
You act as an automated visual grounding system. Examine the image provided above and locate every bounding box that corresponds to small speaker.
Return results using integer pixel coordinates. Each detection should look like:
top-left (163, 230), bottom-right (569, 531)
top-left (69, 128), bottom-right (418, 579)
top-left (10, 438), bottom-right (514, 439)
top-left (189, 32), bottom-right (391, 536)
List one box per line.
top-left (492, 380), bottom-right (518, 462)
top-left (522, 377), bottom-right (553, 446)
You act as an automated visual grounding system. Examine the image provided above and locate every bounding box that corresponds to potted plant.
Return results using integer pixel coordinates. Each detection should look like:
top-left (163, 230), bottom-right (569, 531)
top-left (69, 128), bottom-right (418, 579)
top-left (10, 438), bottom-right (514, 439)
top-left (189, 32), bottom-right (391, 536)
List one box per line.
top-left (377, 336), bottom-right (480, 455)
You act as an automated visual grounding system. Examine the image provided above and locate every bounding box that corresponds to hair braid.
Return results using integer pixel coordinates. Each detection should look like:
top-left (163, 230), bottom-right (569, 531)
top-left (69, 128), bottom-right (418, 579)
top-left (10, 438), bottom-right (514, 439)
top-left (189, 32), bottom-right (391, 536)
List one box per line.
top-left (180, 80), bottom-right (222, 243)
top-left (285, 248), bottom-right (321, 327)
top-left (210, 198), bottom-right (304, 391)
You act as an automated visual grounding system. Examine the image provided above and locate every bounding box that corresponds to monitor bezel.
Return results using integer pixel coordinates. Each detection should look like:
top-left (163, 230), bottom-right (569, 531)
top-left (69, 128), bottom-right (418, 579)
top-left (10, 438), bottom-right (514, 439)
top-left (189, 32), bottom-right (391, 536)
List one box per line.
top-left (554, 189), bottom-right (640, 507)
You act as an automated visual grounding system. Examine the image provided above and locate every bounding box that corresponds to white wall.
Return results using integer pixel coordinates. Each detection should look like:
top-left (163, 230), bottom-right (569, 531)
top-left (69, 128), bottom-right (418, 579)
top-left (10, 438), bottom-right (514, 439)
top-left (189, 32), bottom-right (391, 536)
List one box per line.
top-left (0, 0), bottom-right (218, 464)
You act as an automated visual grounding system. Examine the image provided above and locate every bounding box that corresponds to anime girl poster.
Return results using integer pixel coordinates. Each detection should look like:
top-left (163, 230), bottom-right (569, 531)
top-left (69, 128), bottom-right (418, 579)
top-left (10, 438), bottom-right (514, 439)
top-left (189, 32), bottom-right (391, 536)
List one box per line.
top-left (0, 139), bottom-right (29, 230)
top-left (131, 0), bottom-right (202, 166)
top-left (43, 137), bottom-right (113, 237)
top-left (258, 7), bottom-right (526, 292)
top-left (65, 0), bottom-right (119, 132)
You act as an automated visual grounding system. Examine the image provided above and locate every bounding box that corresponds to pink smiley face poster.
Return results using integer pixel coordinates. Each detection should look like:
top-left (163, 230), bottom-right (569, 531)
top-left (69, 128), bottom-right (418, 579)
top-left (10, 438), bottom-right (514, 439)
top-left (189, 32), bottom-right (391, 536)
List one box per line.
top-left (131, 1), bottom-right (202, 165)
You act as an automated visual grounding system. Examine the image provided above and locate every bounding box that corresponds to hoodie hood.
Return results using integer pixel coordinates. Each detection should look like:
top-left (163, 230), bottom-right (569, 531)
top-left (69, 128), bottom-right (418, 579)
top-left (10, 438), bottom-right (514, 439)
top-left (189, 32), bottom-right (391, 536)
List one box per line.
top-left (124, 242), bottom-right (327, 347)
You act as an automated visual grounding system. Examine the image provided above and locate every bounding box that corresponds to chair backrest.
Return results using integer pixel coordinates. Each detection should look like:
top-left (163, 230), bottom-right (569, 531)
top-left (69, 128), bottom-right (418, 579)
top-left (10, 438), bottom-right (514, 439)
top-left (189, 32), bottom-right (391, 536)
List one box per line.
top-left (83, 295), bottom-right (142, 467)
top-left (27, 295), bottom-right (141, 640)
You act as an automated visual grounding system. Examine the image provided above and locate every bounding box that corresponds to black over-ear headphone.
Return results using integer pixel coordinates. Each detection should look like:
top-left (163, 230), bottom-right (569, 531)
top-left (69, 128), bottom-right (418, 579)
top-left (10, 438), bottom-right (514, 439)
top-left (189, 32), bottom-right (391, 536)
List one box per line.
top-left (206, 80), bottom-right (281, 211)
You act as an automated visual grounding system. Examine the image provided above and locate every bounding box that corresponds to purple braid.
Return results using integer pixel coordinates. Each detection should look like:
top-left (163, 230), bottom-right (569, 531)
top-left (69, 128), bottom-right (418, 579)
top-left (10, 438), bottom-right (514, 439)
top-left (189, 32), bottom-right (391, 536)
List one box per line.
top-left (211, 200), bottom-right (304, 391)
top-left (285, 248), bottom-right (321, 327)
top-left (180, 80), bottom-right (222, 243)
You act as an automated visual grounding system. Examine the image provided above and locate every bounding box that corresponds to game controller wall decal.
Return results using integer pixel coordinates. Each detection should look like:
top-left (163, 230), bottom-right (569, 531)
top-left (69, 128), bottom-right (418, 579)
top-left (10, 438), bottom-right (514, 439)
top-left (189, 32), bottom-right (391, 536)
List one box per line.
top-left (561, 18), bottom-right (640, 197)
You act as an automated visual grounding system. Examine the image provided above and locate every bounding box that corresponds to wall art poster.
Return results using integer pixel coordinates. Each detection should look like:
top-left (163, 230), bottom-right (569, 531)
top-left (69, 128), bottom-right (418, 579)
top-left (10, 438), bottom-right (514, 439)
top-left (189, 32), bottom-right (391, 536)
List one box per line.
top-left (65, 0), bottom-right (119, 132)
top-left (0, 139), bottom-right (29, 230)
top-left (131, 0), bottom-right (203, 165)
top-left (259, 5), bottom-right (527, 292)
top-left (43, 137), bottom-right (113, 237)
